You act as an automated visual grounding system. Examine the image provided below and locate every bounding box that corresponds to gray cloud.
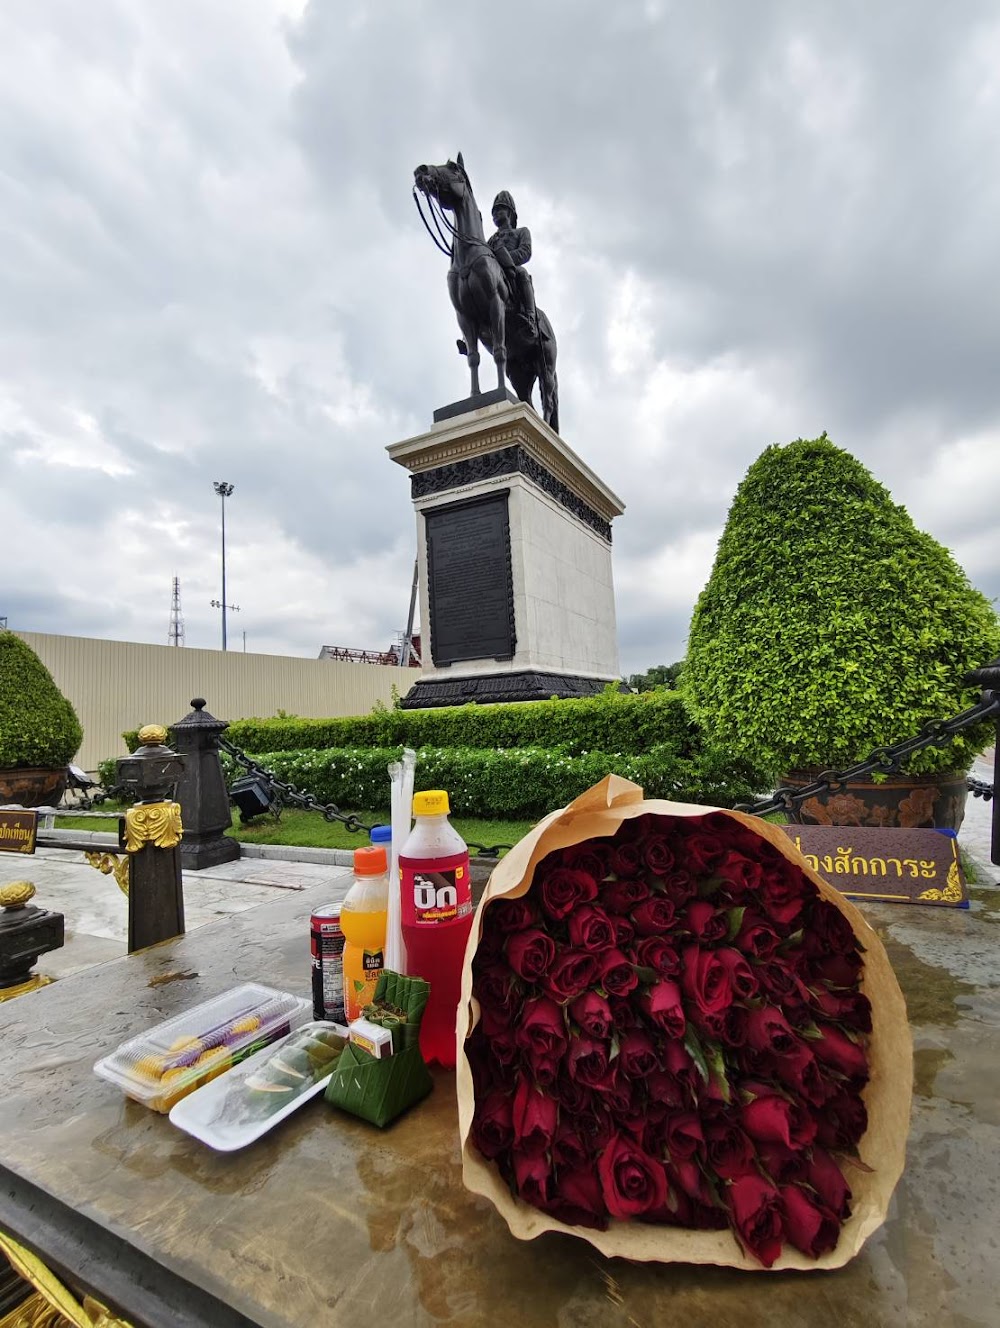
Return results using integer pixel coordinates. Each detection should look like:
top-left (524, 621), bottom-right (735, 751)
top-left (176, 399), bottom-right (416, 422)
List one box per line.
top-left (2, 0), bottom-right (998, 684)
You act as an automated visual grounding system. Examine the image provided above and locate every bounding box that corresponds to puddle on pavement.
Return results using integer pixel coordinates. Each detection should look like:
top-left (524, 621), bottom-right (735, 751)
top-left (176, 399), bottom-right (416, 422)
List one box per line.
top-left (874, 932), bottom-right (976, 1027)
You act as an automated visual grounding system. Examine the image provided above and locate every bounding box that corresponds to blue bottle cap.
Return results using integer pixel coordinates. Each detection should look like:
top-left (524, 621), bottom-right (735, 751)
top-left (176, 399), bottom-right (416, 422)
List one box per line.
top-left (369, 824), bottom-right (392, 845)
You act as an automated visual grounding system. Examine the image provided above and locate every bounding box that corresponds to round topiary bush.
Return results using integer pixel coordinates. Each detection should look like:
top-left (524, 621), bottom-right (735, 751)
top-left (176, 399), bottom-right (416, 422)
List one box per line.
top-left (0, 631), bottom-right (83, 769)
top-left (682, 435), bottom-right (1000, 780)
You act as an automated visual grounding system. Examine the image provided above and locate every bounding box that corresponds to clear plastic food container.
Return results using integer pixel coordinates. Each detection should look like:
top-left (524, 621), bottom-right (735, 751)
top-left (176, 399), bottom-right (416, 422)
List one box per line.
top-left (93, 983), bottom-right (311, 1113)
top-left (170, 1022), bottom-right (346, 1150)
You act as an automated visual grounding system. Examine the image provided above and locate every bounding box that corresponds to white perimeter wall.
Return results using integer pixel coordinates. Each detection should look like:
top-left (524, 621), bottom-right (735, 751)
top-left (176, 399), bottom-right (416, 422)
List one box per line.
top-left (14, 632), bottom-right (413, 771)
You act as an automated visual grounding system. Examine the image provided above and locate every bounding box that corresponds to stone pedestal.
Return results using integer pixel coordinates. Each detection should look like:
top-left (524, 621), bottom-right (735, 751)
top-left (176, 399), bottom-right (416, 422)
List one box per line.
top-left (387, 400), bottom-right (625, 707)
top-left (170, 700), bottom-right (241, 871)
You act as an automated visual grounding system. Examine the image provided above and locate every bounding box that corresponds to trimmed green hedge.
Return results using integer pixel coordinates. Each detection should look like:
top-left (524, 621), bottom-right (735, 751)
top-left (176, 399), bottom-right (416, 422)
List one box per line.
top-left (0, 632), bottom-right (83, 768)
top-left (683, 435), bottom-right (1000, 777)
top-left (229, 744), bottom-right (760, 818)
top-left (221, 690), bottom-right (698, 759)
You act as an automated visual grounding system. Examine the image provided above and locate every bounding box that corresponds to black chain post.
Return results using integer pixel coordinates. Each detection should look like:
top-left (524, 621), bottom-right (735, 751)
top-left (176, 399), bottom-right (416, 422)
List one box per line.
top-left (964, 658), bottom-right (1000, 865)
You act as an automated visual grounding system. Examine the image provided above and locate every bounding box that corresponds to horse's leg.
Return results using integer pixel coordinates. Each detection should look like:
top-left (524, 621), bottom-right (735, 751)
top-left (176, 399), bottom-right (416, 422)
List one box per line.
top-left (488, 290), bottom-right (506, 392)
top-left (457, 311), bottom-right (480, 395)
top-left (507, 358), bottom-right (534, 408)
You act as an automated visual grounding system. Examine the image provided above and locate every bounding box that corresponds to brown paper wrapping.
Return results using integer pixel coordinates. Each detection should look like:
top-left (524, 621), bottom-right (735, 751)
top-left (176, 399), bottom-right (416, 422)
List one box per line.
top-left (456, 776), bottom-right (912, 1271)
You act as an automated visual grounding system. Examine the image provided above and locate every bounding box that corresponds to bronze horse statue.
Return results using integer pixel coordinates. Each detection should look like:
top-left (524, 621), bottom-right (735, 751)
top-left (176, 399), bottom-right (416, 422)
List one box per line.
top-left (414, 155), bottom-right (559, 433)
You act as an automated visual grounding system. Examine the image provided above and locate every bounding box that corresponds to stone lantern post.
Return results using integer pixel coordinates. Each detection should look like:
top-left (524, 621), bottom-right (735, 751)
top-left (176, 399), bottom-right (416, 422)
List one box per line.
top-left (169, 699), bottom-right (241, 871)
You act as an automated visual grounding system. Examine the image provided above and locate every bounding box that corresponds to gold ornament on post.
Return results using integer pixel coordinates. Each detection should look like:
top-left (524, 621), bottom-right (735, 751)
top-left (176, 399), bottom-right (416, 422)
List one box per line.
top-left (0, 881), bottom-right (36, 911)
top-left (83, 852), bottom-right (130, 897)
top-left (123, 803), bottom-right (183, 854)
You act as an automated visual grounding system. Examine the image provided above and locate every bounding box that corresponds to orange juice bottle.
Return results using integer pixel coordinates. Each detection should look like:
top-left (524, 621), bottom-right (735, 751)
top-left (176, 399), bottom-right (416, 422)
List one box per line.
top-left (341, 846), bottom-right (389, 1023)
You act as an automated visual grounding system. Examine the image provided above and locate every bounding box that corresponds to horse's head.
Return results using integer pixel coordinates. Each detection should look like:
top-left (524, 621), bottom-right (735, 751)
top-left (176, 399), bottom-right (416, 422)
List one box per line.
top-left (413, 153), bottom-right (469, 212)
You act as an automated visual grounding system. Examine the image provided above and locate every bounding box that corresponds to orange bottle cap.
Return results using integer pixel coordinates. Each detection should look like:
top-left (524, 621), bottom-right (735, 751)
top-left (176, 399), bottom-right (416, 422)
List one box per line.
top-left (353, 845), bottom-right (387, 874)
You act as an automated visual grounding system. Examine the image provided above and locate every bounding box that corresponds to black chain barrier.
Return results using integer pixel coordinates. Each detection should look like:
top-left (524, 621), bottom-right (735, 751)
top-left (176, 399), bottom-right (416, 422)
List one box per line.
top-left (733, 694), bottom-right (1000, 818)
top-left (219, 737), bottom-right (513, 860)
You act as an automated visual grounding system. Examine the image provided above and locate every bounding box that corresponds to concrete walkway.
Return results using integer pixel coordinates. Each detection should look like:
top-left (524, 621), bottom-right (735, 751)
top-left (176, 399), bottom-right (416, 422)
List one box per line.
top-left (4, 754), bottom-right (995, 982)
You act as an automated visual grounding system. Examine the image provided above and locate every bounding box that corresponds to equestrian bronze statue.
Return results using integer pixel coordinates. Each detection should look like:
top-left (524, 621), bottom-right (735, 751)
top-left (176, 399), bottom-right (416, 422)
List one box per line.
top-left (414, 155), bottom-right (559, 433)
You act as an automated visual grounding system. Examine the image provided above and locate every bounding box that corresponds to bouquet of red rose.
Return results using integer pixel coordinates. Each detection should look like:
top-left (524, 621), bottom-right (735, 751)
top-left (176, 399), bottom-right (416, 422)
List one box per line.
top-left (457, 776), bottom-right (911, 1271)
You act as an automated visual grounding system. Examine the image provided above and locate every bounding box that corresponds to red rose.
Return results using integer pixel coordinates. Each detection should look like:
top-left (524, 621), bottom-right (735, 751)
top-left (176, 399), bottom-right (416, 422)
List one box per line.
top-left (682, 900), bottom-right (727, 942)
top-left (807, 1149), bottom-right (852, 1220)
top-left (609, 996), bottom-right (642, 1031)
top-left (610, 840), bottom-right (643, 877)
top-left (639, 832), bottom-right (674, 876)
top-left (681, 826), bottom-right (727, 875)
top-left (680, 945), bottom-right (734, 1018)
top-left (512, 1075), bottom-right (558, 1154)
top-left (552, 1119), bottom-right (589, 1169)
top-left (514, 996), bottom-right (568, 1079)
top-left (699, 1003), bottom-right (748, 1048)
top-left (636, 935), bottom-right (680, 977)
top-left (566, 1035), bottom-right (610, 1087)
top-left (733, 910), bottom-right (781, 958)
top-left (553, 1073), bottom-right (593, 1115)
top-left (746, 1007), bottom-right (801, 1058)
top-left (664, 1111), bottom-right (704, 1160)
top-left (542, 949), bottom-right (600, 1003)
top-left (567, 904), bottom-right (617, 953)
top-left (600, 948), bottom-right (640, 996)
top-left (488, 896), bottom-right (540, 933)
top-left (809, 984), bottom-right (872, 1033)
top-left (742, 1094), bottom-right (817, 1149)
top-left (814, 1087), bottom-right (868, 1149)
top-left (661, 1039), bottom-right (700, 1094)
top-left (713, 947), bottom-right (759, 1000)
top-left (488, 1029), bottom-right (519, 1069)
top-left (631, 897), bottom-right (677, 935)
top-left (804, 898), bottom-right (859, 956)
top-left (811, 1024), bottom-right (868, 1081)
top-left (614, 917), bottom-right (636, 947)
top-left (781, 1185), bottom-right (840, 1257)
top-left (756, 961), bottom-right (808, 1016)
top-left (757, 1141), bottom-right (807, 1184)
top-left (471, 1088), bottom-right (514, 1159)
top-left (662, 869), bottom-right (697, 905)
top-left (646, 1068), bottom-right (686, 1110)
top-left (716, 849), bottom-right (764, 895)
top-left (618, 1029), bottom-right (659, 1078)
top-left (561, 840), bottom-right (611, 881)
top-left (578, 1103), bottom-right (615, 1151)
top-left (704, 1120), bottom-right (756, 1180)
top-left (543, 1165), bottom-right (607, 1230)
top-left (759, 863), bottom-right (810, 927)
top-left (762, 1041), bottom-right (828, 1106)
top-left (727, 1175), bottom-right (784, 1268)
top-left (539, 867), bottom-right (599, 920)
top-left (805, 950), bottom-right (863, 987)
top-left (664, 1157), bottom-right (715, 1206)
top-left (512, 1151), bottom-right (552, 1208)
top-left (642, 979), bottom-right (686, 1038)
top-left (570, 990), bottom-right (614, 1038)
top-left (601, 878), bottom-right (650, 914)
top-left (505, 928), bottom-right (556, 982)
top-left (474, 961), bottom-right (522, 1036)
top-left (597, 1134), bottom-right (668, 1219)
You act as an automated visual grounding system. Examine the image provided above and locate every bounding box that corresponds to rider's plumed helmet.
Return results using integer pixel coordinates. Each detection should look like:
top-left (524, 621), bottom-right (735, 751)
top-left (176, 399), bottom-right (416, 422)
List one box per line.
top-left (492, 191), bottom-right (517, 226)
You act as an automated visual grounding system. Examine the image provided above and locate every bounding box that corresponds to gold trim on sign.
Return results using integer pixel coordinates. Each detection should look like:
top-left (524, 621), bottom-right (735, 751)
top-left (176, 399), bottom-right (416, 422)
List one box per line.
top-left (918, 858), bottom-right (964, 903)
top-left (0, 1231), bottom-right (132, 1327)
top-left (123, 803), bottom-right (182, 853)
top-left (83, 853), bottom-right (130, 898)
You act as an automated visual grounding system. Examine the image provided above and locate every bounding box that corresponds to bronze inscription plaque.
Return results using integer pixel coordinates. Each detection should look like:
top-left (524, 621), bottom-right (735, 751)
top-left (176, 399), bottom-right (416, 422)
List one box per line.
top-left (425, 492), bottom-right (516, 666)
top-left (779, 824), bottom-right (967, 907)
top-left (0, 810), bottom-right (38, 855)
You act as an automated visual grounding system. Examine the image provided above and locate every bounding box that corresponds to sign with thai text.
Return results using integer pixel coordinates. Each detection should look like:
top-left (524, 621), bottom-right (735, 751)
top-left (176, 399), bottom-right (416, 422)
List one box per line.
top-left (779, 824), bottom-right (966, 907)
top-left (0, 810), bottom-right (38, 855)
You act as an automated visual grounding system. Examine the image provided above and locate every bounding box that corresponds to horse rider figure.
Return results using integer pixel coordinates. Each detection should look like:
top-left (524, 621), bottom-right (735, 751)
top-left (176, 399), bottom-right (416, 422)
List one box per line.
top-left (487, 190), bottom-right (539, 340)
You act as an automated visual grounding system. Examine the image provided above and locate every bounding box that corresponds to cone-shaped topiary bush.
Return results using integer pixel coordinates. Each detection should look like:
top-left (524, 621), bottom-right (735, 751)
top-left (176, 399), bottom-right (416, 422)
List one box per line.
top-left (682, 435), bottom-right (1000, 778)
top-left (0, 631), bottom-right (83, 768)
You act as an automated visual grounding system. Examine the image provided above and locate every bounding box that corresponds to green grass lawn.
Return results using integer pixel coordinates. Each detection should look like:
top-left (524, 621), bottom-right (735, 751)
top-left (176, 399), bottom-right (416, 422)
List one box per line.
top-left (55, 803), bottom-right (533, 855)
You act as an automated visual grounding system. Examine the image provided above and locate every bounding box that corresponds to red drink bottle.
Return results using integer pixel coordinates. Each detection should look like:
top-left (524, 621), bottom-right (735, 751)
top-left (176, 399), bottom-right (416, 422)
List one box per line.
top-left (399, 790), bottom-right (473, 1068)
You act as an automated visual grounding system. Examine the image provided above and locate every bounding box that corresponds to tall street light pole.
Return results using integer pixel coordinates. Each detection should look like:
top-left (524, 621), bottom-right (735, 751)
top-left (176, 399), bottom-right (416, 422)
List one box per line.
top-left (213, 481), bottom-right (236, 651)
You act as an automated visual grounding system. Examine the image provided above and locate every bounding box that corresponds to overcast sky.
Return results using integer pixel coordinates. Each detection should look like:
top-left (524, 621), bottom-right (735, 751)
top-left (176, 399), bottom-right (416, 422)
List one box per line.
top-left (3, 0), bottom-right (998, 678)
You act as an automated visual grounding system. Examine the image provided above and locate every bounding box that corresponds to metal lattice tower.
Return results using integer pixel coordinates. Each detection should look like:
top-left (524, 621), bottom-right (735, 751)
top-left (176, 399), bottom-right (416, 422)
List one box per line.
top-left (168, 576), bottom-right (185, 647)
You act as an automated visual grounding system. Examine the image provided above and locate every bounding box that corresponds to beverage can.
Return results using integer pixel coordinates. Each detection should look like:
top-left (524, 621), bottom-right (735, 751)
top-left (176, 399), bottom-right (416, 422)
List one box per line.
top-left (310, 904), bottom-right (346, 1024)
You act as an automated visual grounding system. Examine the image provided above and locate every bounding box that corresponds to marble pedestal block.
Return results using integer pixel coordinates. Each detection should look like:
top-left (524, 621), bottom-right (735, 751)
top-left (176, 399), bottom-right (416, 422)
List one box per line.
top-left (387, 400), bottom-right (625, 708)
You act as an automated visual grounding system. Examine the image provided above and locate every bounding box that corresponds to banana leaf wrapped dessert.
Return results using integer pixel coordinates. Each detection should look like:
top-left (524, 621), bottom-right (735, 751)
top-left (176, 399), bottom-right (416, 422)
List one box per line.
top-left (326, 972), bottom-right (433, 1127)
